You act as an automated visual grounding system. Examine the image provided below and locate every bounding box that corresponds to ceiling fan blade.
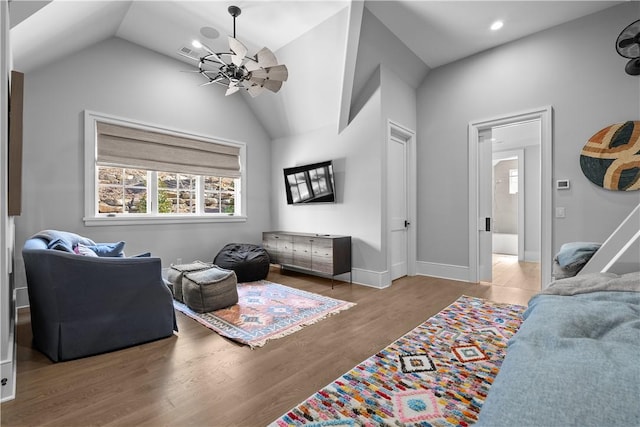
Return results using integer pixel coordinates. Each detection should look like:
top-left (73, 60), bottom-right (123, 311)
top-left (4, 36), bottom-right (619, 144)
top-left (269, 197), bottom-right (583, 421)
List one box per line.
top-left (262, 79), bottom-right (283, 93)
top-left (250, 69), bottom-right (268, 80)
top-left (244, 58), bottom-right (261, 72)
top-left (264, 64), bottom-right (288, 82)
top-left (248, 85), bottom-right (265, 97)
top-left (255, 47), bottom-right (278, 68)
top-left (618, 36), bottom-right (639, 49)
top-left (226, 85), bottom-right (241, 96)
top-left (249, 76), bottom-right (265, 86)
top-left (229, 37), bottom-right (248, 67)
top-left (626, 58), bottom-right (640, 75)
top-left (249, 65), bottom-right (288, 81)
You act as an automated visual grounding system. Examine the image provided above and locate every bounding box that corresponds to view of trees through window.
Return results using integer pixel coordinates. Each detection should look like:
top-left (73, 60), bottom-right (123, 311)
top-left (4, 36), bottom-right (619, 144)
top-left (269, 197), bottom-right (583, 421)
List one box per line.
top-left (98, 167), bottom-right (235, 214)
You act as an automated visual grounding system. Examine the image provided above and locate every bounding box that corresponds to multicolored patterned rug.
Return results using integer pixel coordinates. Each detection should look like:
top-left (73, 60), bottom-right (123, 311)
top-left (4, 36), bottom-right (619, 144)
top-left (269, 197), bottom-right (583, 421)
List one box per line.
top-left (173, 280), bottom-right (355, 348)
top-left (270, 295), bottom-right (525, 426)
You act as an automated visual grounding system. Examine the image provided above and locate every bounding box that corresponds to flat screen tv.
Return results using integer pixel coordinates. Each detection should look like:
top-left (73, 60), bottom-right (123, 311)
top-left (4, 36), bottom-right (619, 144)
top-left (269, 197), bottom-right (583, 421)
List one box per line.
top-left (284, 160), bottom-right (336, 204)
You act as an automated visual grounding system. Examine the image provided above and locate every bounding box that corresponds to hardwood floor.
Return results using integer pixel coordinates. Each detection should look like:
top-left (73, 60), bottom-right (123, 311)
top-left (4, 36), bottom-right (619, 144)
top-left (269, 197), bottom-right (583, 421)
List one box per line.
top-left (490, 253), bottom-right (541, 291)
top-left (1, 268), bottom-right (536, 426)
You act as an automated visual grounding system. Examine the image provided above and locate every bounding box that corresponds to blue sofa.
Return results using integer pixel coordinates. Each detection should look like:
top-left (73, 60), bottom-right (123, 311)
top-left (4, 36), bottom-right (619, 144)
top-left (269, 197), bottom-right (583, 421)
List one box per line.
top-left (22, 230), bottom-right (176, 362)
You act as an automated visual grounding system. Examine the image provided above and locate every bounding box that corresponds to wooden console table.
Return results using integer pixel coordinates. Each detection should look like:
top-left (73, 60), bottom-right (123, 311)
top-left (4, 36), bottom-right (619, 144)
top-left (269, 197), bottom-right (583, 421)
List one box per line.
top-left (262, 232), bottom-right (352, 287)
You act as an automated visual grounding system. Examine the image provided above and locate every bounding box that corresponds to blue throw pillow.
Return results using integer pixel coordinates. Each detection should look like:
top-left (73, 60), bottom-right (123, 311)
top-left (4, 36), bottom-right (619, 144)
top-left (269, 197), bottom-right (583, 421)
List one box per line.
top-left (86, 241), bottom-right (126, 257)
top-left (47, 238), bottom-right (74, 253)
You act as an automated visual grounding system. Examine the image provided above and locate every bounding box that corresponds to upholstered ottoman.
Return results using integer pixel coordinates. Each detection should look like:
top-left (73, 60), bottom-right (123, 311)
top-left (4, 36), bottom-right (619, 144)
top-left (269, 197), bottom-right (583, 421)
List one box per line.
top-left (213, 243), bottom-right (270, 282)
top-left (182, 266), bottom-right (238, 313)
top-left (166, 260), bottom-right (213, 302)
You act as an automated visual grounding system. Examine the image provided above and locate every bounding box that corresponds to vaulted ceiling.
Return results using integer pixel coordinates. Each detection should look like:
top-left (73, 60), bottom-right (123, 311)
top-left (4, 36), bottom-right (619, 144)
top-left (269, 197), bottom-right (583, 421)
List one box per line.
top-left (9, 0), bottom-right (622, 138)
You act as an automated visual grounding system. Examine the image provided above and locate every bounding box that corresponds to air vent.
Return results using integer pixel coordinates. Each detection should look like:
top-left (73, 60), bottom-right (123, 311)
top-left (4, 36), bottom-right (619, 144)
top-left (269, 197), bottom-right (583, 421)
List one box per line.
top-left (178, 46), bottom-right (199, 60)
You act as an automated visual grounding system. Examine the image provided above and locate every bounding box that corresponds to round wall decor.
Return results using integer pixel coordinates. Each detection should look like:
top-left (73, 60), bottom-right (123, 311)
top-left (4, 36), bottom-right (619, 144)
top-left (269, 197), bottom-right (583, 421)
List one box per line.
top-left (579, 121), bottom-right (640, 191)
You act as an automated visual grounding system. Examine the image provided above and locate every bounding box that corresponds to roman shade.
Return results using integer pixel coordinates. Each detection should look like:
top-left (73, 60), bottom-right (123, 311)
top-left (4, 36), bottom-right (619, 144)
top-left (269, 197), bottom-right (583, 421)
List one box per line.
top-left (96, 122), bottom-right (241, 178)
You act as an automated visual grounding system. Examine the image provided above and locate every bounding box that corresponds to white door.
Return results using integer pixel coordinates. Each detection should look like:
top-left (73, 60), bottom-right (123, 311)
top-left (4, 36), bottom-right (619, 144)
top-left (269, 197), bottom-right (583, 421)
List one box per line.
top-left (389, 134), bottom-right (408, 280)
top-left (478, 129), bottom-right (493, 282)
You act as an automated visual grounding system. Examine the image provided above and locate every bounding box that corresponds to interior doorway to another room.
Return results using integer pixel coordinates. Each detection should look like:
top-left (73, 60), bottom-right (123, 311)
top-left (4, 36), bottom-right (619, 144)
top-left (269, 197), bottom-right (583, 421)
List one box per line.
top-left (475, 117), bottom-right (545, 291)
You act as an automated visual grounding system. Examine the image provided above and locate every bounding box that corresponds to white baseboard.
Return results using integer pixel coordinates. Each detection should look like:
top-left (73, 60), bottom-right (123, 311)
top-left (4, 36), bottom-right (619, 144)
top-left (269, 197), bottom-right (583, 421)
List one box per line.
top-left (416, 261), bottom-right (470, 282)
top-left (351, 268), bottom-right (391, 289)
top-left (524, 250), bottom-right (541, 262)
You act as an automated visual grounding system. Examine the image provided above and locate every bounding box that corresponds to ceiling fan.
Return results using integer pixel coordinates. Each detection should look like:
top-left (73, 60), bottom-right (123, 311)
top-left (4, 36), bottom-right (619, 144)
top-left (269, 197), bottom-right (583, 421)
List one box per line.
top-left (181, 5), bottom-right (289, 97)
top-left (616, 19), bottom-right (640, 76)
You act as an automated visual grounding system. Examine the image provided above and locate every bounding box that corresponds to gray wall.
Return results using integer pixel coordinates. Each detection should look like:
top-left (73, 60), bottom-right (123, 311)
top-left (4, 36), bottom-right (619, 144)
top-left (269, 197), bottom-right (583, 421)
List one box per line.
top-left (271, 4), bottom-right (419, 287)
top-left (14, 37), bottom-right (273, 291)
top-left (417, 2), bottom-right (640, 270)
top-left (1, 0), bottom-right (16, 402)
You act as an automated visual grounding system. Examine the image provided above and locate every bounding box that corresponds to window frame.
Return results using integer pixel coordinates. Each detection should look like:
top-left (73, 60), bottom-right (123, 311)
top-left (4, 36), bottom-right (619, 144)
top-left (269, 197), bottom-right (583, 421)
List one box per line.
top-left (84, 110), bottom-right (247, 226)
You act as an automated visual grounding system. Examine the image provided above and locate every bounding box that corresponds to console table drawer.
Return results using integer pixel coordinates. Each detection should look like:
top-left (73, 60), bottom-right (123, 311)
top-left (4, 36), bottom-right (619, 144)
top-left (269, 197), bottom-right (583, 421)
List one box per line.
top-left (262, 232), bottom-right (352, 284)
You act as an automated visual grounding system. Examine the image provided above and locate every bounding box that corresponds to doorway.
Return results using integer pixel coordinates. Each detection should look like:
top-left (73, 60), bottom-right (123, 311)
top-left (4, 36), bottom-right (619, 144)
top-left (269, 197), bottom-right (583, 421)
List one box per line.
top-left (387, 121), bottom-right (416, 282)
top-left (468, 107), bottom-right (553, 289)
top-left (490, 123), bottom-right (541, 291)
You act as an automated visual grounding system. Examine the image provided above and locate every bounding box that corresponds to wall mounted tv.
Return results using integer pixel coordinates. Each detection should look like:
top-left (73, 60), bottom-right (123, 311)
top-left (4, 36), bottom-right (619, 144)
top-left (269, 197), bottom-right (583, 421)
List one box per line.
top-left (284, 160), bottom-right (336, 204)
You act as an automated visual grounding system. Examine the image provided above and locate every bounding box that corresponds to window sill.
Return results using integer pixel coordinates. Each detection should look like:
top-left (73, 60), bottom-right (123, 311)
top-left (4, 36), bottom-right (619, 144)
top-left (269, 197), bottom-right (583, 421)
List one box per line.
top-left (84, 215), bottom-right (247, 227)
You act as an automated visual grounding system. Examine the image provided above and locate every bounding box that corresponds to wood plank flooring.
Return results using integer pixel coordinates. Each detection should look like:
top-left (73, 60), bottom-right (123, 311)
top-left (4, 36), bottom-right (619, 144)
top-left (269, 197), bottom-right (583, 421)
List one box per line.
top-left (1, 268), bottom-right (536, 426)
top-left (490, 254), bottom-right (541, 291)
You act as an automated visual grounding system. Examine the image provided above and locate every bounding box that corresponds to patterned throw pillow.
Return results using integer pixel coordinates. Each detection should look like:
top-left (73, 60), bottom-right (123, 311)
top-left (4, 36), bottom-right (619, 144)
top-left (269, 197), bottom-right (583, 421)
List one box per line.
top-left (74, 244), bottom-right (99, 257)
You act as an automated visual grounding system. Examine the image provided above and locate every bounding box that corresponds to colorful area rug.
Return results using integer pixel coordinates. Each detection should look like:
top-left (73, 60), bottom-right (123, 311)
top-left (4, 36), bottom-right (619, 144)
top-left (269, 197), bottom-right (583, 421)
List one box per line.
top-left (173, 280), bottom-right (355, 348)
top-left (270, 295), bottom-right (525, 426)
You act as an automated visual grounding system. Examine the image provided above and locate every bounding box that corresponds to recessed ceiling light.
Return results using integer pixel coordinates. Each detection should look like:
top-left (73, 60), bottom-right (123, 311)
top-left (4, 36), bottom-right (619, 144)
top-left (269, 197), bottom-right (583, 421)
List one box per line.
top-left (192, 40), bottom-right (203, 49)
top-left (490, 20), bottom-right (504, 31)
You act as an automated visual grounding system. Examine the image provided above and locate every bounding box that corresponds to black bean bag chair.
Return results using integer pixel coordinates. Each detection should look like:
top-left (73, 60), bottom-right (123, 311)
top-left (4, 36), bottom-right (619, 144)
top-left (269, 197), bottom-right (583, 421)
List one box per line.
top-left (213, 243), bottom-right (270, 283)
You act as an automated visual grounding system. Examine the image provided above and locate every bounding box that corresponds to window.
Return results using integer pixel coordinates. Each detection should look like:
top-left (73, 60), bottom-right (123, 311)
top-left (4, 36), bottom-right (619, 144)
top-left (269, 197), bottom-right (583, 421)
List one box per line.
top-left (98, 167), bottom-right (148, 214)
top-left (509, 168), bottom-right (518, 194)
top-left (85, 111), bottom-right (246, 225)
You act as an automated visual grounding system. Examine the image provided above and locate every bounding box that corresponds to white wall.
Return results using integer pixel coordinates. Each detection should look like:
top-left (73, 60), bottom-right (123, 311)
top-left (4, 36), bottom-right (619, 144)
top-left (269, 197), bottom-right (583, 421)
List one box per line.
top-left (270, 4), bottom-right (419, 288)
top-left (247, 8), bottom-right (348, 140)
top-left (271, 90), bottom-right (384, 281)
top-left (417, 3), bottom-right (640, 271)
top-left (13, 37), bottom-right (273, 292)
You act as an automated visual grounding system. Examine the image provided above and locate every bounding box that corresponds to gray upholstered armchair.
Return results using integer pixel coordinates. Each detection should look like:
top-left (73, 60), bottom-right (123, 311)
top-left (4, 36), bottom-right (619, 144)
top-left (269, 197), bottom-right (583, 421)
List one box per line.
top-left (22, 230), bottom-right (176, 362)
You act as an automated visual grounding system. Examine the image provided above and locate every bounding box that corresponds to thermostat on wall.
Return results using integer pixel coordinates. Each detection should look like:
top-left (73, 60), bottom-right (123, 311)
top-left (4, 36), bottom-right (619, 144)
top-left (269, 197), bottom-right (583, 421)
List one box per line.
top-left (556, 179), bottom-right (570, 190)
